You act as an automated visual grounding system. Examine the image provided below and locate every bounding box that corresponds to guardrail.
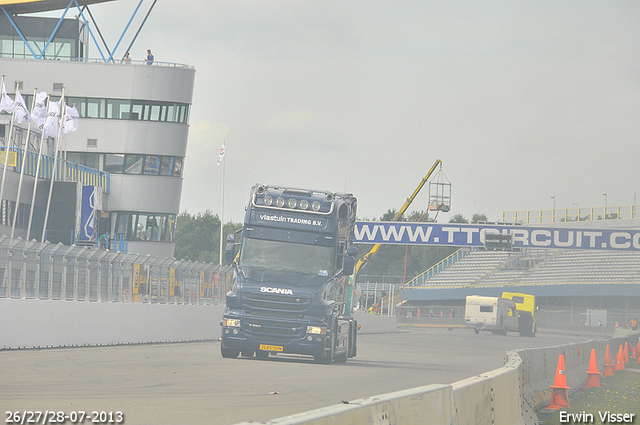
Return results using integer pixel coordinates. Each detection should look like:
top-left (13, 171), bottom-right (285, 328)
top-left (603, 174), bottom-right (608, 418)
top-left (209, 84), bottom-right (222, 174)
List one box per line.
top-left (1, 146), bottom-right (110, 193)
top-left (405, 248), bottom-right (468, 287)
top-left (502, 205), bottom-right (640, 224)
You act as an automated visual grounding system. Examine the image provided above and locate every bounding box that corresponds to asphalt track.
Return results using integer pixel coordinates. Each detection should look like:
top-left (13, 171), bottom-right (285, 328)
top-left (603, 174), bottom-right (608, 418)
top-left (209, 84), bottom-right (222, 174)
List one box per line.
top-left (1, 328), bottom-right (597, 425)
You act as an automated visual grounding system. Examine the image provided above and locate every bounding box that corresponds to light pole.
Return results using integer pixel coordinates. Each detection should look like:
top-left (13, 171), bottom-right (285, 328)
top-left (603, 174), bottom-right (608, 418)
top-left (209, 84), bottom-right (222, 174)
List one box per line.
top-left (551, 195), bottom-right (555, 222)
top-left (603, 192), bottom-right (608, 218)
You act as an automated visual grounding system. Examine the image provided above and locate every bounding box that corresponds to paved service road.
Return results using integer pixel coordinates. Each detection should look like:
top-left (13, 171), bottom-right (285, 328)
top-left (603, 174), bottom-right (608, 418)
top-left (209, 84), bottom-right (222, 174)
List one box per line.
top-left (1, 328), bottom-right (597, 425)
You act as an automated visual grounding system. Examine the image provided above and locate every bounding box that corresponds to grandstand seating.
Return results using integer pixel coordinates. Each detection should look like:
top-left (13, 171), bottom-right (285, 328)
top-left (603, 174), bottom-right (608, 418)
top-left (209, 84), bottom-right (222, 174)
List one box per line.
top-left (411, 248), bottom-right (640, 288)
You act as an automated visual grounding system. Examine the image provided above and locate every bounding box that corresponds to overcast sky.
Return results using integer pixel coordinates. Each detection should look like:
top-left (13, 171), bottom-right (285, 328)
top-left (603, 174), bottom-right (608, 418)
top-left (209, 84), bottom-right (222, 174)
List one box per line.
top-left (53, 1), bottom-right (640, 222)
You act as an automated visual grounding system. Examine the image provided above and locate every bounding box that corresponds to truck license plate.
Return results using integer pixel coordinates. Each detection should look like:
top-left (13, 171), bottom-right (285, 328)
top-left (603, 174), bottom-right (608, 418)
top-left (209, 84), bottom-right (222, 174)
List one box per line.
top-left (260, 344), bottom-right (283, 352)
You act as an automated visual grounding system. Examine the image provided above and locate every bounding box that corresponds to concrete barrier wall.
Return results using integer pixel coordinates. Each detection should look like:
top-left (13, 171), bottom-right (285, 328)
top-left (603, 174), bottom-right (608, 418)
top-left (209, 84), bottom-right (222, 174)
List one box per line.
top-left (0, 299), bottom-right (225, 349)
top-left (234, 332), bottom-right (640, 425)
top-left (1, 300), bottom-right (397, 349)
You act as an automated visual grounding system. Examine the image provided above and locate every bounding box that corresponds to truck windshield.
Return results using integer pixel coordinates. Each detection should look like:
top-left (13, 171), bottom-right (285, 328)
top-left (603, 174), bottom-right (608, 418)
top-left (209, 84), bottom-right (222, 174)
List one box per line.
top-left (240, 237), bottom-right (334, 276)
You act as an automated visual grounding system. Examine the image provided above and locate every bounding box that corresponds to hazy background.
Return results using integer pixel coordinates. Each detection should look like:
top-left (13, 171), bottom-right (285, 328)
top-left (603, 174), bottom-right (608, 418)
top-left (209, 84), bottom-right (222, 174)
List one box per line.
top-left (42, 1), bottom-right (640, 222)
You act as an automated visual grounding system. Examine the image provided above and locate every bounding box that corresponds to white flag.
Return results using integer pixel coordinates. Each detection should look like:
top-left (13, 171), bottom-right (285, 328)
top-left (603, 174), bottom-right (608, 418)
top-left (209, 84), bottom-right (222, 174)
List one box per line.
top-left (31, 91), bottom-right (48, 122)
top-left (62, 106), bottom-right (79, 133)
top-left (14, 89), bottom-right (30, 124)
top-left (44, 100), bottom-right (61, 139)
top-left (0, 82), bottom-right (15, 113)
top-left (217, 142), bottom-right (226, 167)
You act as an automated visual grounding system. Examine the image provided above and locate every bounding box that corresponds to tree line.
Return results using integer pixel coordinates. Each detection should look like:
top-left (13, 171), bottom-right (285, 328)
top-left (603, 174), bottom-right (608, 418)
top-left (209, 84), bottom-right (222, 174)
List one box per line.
top-left (174, 210), bottom-right (488, 280)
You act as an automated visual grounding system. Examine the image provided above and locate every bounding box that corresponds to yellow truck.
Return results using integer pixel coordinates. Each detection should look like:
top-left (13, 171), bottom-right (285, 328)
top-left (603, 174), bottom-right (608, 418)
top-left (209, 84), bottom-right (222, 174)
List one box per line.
top-left (465, 292), bottom-right (536, 337)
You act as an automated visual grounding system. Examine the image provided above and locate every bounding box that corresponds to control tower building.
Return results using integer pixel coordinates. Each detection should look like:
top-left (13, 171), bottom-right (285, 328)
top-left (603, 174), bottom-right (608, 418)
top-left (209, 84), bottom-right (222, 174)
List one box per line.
top-left (0, 0), bottom-right (194, 257)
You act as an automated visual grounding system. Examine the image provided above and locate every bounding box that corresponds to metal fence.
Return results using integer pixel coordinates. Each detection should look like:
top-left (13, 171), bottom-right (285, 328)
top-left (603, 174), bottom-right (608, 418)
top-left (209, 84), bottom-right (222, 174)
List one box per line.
top-left (0, 235), bottom-right (233, 305)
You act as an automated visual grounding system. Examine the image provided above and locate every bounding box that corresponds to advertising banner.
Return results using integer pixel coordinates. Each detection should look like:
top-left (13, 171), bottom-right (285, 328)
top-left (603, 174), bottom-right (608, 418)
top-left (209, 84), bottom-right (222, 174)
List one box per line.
top-left (354, 221), bottom-right (640, 252)
top-left (78, 185), bottom-right (101, 242)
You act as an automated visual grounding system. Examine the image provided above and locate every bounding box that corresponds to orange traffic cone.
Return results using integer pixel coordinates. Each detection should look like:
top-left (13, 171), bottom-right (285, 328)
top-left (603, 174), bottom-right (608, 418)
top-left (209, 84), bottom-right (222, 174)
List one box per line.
top-left (624, 342), bottom-right (629, 364)
top-left (585, 349), bottom-right (602, 388)
top-left (614, 345), bottom-right (625, 371)
top-left (603, 345), bottom-right (614, 377)
top-left (547, 354), bottom-right (570, 409)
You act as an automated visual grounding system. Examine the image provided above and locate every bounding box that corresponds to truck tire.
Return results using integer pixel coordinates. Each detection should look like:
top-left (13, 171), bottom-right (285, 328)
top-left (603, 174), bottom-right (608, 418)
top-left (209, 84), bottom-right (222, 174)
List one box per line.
top-left (334, 352), bottom-right (347, 363)
top-left (220, 344), bottom-right (239, 359)
top-left (315, 319), bottom-right (337, 364)
top-left (255, 350), bottom-right (269, 359)
top-left (240, 350), bottom-right (254, 358)
top-left (474, 328), bottom-right (480, 335)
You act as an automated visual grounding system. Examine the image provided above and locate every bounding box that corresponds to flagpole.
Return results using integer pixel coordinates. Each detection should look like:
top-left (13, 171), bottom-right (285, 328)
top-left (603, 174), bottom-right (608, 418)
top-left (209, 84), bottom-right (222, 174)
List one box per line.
top-left (219, 140), bottom-right (226, 265)
top-left (0, 80), bottom-right (17, 219)
top-left (41, 90), bottom-right (65, 242)
top-left (27, 94), bottom-right (50, 241)
top-left (11, 87), bottom-right (37, 239)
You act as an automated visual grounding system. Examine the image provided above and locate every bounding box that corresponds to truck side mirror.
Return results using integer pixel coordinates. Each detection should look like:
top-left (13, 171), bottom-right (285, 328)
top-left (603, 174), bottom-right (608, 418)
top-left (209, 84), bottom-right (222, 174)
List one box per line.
top-left (225, 242), bottom-right (236, 263)
top-left (342, 256), bottom-right (355, 275)
top-left (341, 246), bottom-right (358, 275)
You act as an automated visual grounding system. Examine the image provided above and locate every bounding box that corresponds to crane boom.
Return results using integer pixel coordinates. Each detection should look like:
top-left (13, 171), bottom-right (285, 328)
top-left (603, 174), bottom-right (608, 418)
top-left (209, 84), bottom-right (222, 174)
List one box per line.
top-left (355, 159), bottom-right (443, 276)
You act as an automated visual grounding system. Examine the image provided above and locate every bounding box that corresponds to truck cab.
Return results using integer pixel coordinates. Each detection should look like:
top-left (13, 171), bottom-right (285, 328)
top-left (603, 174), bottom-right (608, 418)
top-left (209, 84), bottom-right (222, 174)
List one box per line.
top-left (221, 184), bottom-right (358, 363)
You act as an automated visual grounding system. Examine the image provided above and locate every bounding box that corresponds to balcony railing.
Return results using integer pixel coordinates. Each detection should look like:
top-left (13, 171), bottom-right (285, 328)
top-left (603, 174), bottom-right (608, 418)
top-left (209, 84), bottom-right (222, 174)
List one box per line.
top-left (1, 146), bottom-right (110, 193)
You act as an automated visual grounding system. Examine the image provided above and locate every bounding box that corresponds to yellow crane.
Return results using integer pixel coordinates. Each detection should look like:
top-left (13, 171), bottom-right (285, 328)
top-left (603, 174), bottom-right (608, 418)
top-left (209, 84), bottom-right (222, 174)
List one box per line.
top-left (355, 159), bottom-right (447, 277)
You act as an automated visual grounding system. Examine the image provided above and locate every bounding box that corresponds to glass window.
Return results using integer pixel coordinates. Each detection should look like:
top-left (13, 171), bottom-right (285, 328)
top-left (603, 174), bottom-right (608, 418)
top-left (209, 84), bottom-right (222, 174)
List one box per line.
top-left (64, 152), bottom-right (100, 170)
top-left (66, 98), bottom-right (85, 116)
top-left (160, 157), bottom-right (173, 176)
top-left (131, 103), bottom-right (143, 120)
top-left (182, 105), bottom-right (189, 123)
top-left (111, 212), bottom-right (176, 242)
top-left (240, 238), bottom-right (334, 276)
top-left (165, 104), bottom-right (176, 122)
top-left (83, 153), bottom-right (100, 170)
top-left (124, 155), bottom-right (143, 174)
top-left (107, 99), bottom-right (131, 119)
top-left (66, 97), bottom-right (86, 117)
top-left (66, 152), bottom-right (84, 165)
top-left (86, 98), bottom-right (105, 118)
top-left (149, 104), bottom-right (161, 121)
top-left (172, 158), bottom-right (183, 177)
top-left (143, 155), bottom-right (160, 175)
top-left (113, 212), bottom-right (132, 240)
top-left (159, 214), bottom-right (176, 242)
top-left (1, 39), bottom-right (12, 57)
top-left (177, 105), bottom-right (184, 123)
top-left (104, 153), bottom-right (125, 173)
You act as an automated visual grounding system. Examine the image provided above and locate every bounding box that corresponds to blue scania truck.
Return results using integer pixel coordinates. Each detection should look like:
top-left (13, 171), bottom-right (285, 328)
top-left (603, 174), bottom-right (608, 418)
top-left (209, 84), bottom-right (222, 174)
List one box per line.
top-left (221, 184), bottom-right (359, 363)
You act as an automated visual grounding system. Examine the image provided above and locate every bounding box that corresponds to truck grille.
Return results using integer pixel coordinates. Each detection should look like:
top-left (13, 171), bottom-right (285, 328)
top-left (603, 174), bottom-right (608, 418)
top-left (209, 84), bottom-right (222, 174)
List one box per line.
top-left (244, 292), bottom-right (309, 309)
top-left (244, 317), bottom-right (306, 344)
top-left (243, 292), bottom-right (310, 320)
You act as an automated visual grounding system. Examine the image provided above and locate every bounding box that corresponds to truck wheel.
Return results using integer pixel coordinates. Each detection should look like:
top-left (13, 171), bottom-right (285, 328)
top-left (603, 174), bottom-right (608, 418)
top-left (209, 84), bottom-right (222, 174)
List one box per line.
top-left (334, 353), bottom-right (347, 363)
top-left (240, 350), bottom-right (254, 358)
top-left (474, 328), bottom-right (480, 335)
top-left (220, 344), bottom-right (239, 359)
top-left (255, 350), bottom-right (269, 359)
top-left (315, 320), bottom-right (337, 364)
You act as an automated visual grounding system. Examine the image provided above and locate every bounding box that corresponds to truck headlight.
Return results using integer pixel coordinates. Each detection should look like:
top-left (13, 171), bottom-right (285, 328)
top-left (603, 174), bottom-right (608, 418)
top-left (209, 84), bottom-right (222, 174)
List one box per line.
top-left (223, 318), bottom-right (241, 327)
top-left (306, 326), bottom-right (326, 335)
